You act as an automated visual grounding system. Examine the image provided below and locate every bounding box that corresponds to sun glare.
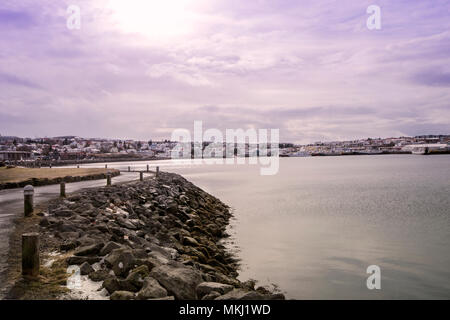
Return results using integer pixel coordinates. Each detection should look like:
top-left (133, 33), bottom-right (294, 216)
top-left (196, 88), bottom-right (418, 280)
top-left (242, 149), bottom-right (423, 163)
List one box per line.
top-left (107, 0), bottom-right (200, 39)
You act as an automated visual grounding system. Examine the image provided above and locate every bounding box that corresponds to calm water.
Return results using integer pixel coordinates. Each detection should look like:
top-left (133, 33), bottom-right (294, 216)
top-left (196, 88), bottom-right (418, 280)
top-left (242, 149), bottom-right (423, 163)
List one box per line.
top-left (80, 155), bottom-right (450, 299)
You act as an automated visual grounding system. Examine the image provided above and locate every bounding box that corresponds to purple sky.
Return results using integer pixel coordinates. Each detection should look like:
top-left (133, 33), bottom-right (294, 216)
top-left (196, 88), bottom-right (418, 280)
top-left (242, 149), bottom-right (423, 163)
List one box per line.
top-left (0, 0), bottom-right (449, 143)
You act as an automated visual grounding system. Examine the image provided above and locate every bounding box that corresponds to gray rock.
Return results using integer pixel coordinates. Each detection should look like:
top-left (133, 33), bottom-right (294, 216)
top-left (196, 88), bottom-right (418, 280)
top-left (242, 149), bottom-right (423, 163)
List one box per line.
top-left (103, 277), bottom-right (121, 294)
top-left (182, 236), bottom-right (200, 247)
top-left (202, 291), bottom-right (221, 300)
top-left (89, 270), bottom-right (110, 282)
top-left (60, 241), bottom-right (79, 251)
top-left (66, 256), bottom-right (101, 265)
top-left (136, 277), bottom-right (168, 300)
top-left (74, 242), bottom-right (103, 256)
top-left (105, 249), bottom-right (136, 277)
top-left (110, 291), bottom-right (135, 300)
top-left (148, 296), bottom-right (175, 300)
top-left (196, 282), bottom-right (234, 298)
top-left (150, 265), bottom-right (203, 300)
top-left (124, 265), bottom-right (150, 289)
top-left (214, 289), bottom-right (285, 300)
top-left (100, 241), bottom-right (121, 256)
top-left (79, 262), bottom-right (94, 275)
top-left (54, 209), bottom-right (74, 217)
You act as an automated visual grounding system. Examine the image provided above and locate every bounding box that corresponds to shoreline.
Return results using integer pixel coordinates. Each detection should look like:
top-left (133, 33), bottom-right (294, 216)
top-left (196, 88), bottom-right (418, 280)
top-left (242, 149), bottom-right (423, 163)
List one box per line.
top-left (4, 171), bottom-right (285, 300)
top-left (0, 169), bottom-right (121, 190)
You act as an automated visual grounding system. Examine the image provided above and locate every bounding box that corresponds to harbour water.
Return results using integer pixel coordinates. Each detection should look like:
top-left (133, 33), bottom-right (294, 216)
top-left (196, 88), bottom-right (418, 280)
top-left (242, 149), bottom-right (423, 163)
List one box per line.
top-left (73, 155), bottom-right (450, 299)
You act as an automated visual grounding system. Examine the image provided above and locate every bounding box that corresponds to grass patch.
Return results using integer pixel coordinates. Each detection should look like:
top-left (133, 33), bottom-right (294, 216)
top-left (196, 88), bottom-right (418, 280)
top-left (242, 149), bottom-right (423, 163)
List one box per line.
top-left (4, 203), bottom-right (72, 300)
top-left (7, 257), bottom-right (70, 300)
top-left (0, 167), bottom-right (115, 184)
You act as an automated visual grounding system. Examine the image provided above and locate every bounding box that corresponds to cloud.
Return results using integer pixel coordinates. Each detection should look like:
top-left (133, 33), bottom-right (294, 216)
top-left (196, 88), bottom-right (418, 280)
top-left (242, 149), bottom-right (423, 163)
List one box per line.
top-left (0, 0), bottom-right (449, 142)
top-left (0, 72), bottom-right (42, 89)
top-left (0, 9), bottom-right (35, 28)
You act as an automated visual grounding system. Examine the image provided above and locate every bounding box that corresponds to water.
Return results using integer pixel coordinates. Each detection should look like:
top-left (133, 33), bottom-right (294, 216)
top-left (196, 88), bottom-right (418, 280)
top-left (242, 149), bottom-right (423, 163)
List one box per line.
top-left (67, 155), bottom-right (450, 299)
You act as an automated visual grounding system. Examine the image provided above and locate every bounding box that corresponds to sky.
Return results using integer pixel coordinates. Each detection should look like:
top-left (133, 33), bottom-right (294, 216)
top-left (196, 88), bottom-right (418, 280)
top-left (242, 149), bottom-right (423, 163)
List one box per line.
top-left (0, 0), bottom-right (449, 143)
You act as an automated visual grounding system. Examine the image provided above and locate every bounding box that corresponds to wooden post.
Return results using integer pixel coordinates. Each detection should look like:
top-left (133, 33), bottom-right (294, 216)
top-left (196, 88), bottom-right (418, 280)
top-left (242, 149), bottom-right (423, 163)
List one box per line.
top-left (105, 164), bottom-right (108, 169)
top-left (22, 233), bottom-right (40, 277)
top-left (106, 174), bottom-right (111, 186)
top-left (146, 164), bottom-right (149, 172)
top-left (77, 165), bottom-right (80, 169)
top-left (23, 185), bottom-right (34, 217)
top-left (140, 171), bottom-right (143, 181)
top-left (128, 166), bottom-right (131, 172)
top-left (156, 166), bottom-right (160, 178)
top-left (60, 182), bottom-right (66, 197)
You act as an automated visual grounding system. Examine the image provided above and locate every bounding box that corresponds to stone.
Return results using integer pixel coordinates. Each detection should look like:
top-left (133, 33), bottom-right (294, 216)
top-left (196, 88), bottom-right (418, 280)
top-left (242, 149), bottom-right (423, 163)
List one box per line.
top-left (110, 291), bottom-right (135, 300)
top-left (214, 289), bottom-right (285, 300)
top-left (136, 277), bottom-right (168, 300)
top-left (54, 209), bottom-right (74, 217)
top-left (202, 291), bottom-right (221, 300)
top-left (196, 282), bottom-right (234, 298)
top-left (74, 242), bottom-right (103, 256)
top-left (39, 217), bottom-right (50, 227)
top-left (99, 241), bottom-right (121, 256)
top-left (125, 265), bottom-right (150, 289)
top-left (89, 270), bottom-right (110, 282)
top-left (148, 296), bottom-right (175, 300)
top-left (214, 289), bottom-right (264, 300)
top-left (182, 236), bottom-right (200, 247)
top-left (104, 249), bottom-right (136, 277)
top-left (103, 277), bottom-right (121, 294)
top-left (66, 256), bottom-right (101, 265)
top-left (60, 241), bottom-right (79, 251)
top-left (150, 265), bottom-right (203, 300)
top-left (79, 262), bottom-right (94, 275)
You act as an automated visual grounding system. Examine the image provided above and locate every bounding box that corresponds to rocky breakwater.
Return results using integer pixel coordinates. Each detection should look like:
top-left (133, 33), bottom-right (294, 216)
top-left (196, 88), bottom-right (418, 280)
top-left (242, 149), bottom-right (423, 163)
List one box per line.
top-left (37, 172), bottom-right (285, 300)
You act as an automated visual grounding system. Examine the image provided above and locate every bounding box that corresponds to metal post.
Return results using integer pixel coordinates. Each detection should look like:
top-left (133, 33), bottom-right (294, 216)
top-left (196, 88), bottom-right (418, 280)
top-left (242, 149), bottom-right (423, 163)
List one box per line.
top-left (60, 182), bottom-right (66, 197)
top-left (106, 174), bottom-right (111, 186)
top-left (156, 166), bottom-right (160, 178)
top-left (128, 166), bottom-right (130, 172)
top-left (24, 185), bottom-right (34, 217)
top-left (22, 233), bottom-right (39, 277)
top-left (105, 164), bottom-right (108, 169)
top-left (147, 164), bottom-right (149, 172)
top-left (140, 171), bottom-right (143, 181)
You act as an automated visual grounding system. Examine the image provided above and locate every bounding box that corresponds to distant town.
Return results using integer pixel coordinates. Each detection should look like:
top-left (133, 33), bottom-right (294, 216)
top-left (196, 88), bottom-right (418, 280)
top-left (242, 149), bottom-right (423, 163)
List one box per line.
top-left (0, 134), bottom-right (449, 164)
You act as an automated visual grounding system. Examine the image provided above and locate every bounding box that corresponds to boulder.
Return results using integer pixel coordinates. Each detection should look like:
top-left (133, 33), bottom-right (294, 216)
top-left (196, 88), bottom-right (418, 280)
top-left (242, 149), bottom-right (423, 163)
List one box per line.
top-left (104, 249), bottom-right (136, 277)
top-left (99, 241), bottom-right (121, 256)
top-left (66, 256), bottom-right (101, 265)
top-left (79, 262), bottom-right (95, 275)
top-left (182, 236), bottom-right (200, 247)
top-left (214, 289), bottom-right (264, 300)
top-left (60, 241), bottom-right (79, 251)
top-left (150, 265), bottom-right (203, 300)
top-left (103, 277), bottom-right (121, 294)
top-left (214, 289), bottom-right (286, 300)
top-left (110, 291), bottom-right (135, 300)
top-left (202, 291), bottom-right (221, 300)
top-left (74, 242), bottom-right (103, 256)
top-left (124, 265), bottom-right (150, 289)
top-left (89, 270), bottom-right (110, 282)
top-left (54, 209), bottom-right (74, 217)
top-left (136, 277), bottom-right (168, 300)
top-left (148, 296), bottom-right (175, 300)
top-left (196, 282), bottom-right (234, 298)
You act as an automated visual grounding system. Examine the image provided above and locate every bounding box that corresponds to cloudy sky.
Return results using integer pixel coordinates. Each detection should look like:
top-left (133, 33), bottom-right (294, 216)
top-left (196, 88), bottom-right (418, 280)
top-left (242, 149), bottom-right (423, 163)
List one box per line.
top-left (0, 0), bottom-right (449, 143)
